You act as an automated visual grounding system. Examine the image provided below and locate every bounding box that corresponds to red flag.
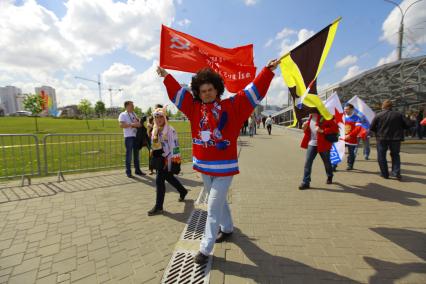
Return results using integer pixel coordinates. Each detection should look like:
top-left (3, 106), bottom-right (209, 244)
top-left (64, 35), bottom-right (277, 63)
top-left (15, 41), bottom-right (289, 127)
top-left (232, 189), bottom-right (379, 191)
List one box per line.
top-left (160, 25), bottom-right (256, 93)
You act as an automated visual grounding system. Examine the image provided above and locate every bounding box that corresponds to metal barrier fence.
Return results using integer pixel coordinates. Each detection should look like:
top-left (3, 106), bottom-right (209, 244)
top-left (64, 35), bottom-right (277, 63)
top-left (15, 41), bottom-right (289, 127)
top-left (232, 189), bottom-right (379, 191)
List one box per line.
top-left (0, 134), bottom-right (41, 185)
top-left (1, 132), bottom-right (192, 183)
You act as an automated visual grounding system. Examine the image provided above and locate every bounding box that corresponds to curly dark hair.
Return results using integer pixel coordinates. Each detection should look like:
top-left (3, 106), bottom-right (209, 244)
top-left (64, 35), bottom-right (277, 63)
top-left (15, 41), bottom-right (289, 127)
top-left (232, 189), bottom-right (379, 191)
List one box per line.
top-left (191, 68), bottom-right (225, 101)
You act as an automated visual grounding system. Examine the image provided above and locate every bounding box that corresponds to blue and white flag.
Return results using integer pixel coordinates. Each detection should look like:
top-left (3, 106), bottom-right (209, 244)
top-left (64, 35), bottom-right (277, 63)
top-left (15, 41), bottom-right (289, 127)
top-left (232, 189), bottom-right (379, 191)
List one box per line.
top-left (325, 93), bottom-right (345, 165)
top-left (347, 95), bottom-right (375, 139)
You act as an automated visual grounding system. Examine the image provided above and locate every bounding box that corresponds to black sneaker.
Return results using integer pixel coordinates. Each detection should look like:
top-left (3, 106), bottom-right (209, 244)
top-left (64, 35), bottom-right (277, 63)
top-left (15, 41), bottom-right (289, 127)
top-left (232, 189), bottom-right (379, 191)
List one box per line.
top-left (147, 207), bottom-right (163, 216)
top-left (178, 190), bottom-right (188, 202)
top-left (135, 171), bottom-right (146, 176)
top-left (216, 230), bottom-right (233, 243)
top-left (193, 251), bottom-right (209, 265)
top-left (346, 166), bottom-right (353, 171)
top-left (127, 174), bottom-right (134, 178)
top-left (298, 183), bottom-right (310, 190)
top-left (326, 177), bottom-right (333, 184)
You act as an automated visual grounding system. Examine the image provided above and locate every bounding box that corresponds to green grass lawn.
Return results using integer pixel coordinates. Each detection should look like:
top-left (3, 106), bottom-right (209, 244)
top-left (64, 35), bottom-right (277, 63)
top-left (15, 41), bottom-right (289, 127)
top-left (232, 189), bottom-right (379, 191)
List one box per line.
top-left (0, 117), bottom-right (190, 135)
top-left (0, 117), bottom-right (192, 179)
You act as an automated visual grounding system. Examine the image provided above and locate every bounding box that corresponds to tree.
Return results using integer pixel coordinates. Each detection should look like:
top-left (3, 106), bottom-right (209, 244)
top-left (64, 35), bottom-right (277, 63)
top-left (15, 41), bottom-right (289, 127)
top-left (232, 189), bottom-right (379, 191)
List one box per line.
top-left (166, 109), bottom-right (173, 119)
top-left (146, 107), bottom-right (152, 117)
top-left (94, 101), bottom-right (106, 126)
top-left (23, 94), bottom-right (44, 132)
top-left (78, 99), bottom-right (93, 129)
top-left (134, 106), bottom-right (143, 118)
top-left (175, 110), bottom-right (183, 119)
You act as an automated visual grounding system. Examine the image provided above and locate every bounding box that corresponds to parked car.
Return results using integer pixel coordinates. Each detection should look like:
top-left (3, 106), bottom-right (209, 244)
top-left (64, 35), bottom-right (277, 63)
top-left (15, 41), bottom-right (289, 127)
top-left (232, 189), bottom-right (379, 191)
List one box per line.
top-left (11, 111), bottom-right (32, 116)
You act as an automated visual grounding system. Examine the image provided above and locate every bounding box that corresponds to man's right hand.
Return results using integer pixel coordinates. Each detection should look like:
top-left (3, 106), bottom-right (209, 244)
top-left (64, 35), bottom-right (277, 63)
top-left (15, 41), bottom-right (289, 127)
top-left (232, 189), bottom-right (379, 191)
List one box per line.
top-left (302, 121), bottom-right (308, 130)
top-left (157, 66), bottom-right (168, 78)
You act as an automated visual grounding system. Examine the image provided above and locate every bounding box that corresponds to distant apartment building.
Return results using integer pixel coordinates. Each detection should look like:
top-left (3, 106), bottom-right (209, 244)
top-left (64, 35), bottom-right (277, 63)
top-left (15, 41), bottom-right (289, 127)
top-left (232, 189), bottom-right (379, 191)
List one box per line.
top-left (35, 86), bottom-right (58, 115)
top-left (0, 86), bottom-right (23, 115)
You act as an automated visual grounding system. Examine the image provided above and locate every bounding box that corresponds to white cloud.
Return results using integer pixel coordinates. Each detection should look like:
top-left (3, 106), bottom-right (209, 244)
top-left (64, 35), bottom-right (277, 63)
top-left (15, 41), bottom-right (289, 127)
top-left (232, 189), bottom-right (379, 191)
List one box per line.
top-left (336, 55), bottom-right (358, 68)
top-left (264, 76), bottom-right (289, 107)
top-left (59, 0), bottom-right (175, 59)
top-left (275, 28), bottom-right (297, 40)
top-left (279, 29), bottom-right (315, 55)
top-left (177, 18), bottom-right (191, 27)
top-left (264, 26), bottom-right (315, 56)
top-left (376, 50), bottom-right (398, 66)
top-left (102, 63), bottom-right (137, 87)
top-left (0, 0), bottom-right (84, 73)
top-left (264, 38), bottom-right (273, 48)
top-left (342, 65), bottom-right (363, 81)
top-left (244, 0), bottom-right (259, 6)
top-left (382, 0), bottom-right (426, 46)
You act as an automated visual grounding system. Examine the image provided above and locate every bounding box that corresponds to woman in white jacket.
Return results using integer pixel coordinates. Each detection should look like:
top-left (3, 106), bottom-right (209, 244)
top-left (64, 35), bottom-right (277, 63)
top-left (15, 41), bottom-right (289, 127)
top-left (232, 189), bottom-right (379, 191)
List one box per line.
top-left (148, 107), bottom-right (188, 216)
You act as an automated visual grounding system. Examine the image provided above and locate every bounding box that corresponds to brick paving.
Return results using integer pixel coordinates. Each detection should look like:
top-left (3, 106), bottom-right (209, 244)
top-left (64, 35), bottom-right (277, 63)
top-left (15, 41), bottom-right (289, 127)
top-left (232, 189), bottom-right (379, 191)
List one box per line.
top-left (210, 127), bottom-right (426, 283)
top-left (0, 127), bottom-right (425, 283)
top-left (0, 168), bottom-right (202, 284)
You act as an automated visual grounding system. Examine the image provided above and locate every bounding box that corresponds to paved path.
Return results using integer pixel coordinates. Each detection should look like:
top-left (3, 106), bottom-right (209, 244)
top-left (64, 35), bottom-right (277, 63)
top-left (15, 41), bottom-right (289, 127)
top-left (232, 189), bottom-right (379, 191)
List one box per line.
top-left (0, 168), bottom-right (202, 284)
top-left (211, 127), bottom-right (426, 283)
top-left (0, 127), bottom-right (425, 283)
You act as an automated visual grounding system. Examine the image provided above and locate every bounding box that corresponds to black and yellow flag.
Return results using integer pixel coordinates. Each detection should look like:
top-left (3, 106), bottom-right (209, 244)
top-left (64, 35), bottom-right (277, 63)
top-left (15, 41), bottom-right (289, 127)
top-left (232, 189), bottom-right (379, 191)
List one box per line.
top-left (279, 18), bottom-right (340, 127)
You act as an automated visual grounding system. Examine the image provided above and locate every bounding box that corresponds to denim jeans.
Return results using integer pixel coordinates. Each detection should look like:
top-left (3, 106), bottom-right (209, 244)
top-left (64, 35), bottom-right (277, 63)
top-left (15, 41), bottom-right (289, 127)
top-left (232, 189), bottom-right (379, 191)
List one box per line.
top-left (124, 137), bottom-right (141, 176)
top-left (346, 144), bottom-right (357, 168)
top-left (355, 137), bottom-right (370, 159)
top-left (377, 140), bottom-right (401, 177)
top-left (302, 145), bottom-right (333, 185)
top-left (155, 168), bottom-right (187, 210)
top-left (200, 174), bottom-right (233, 256)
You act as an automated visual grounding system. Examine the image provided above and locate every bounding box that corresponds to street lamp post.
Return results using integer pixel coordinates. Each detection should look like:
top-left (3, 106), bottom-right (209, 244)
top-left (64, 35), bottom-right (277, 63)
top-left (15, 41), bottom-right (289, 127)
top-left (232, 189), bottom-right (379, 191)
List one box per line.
top-left (74, 74), bottom-right (103, 102)
top-left (384, 0), bottom-right (423, 60)
top-left (107, 88), bottom-right (123, 108)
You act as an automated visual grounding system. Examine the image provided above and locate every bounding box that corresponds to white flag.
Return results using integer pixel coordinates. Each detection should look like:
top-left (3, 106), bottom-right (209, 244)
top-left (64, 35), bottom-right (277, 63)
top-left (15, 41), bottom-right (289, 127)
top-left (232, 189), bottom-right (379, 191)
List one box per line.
top-left (347, 95), bottom-right (375, 127)
top-left (325, 93), bottom-right (345, 165)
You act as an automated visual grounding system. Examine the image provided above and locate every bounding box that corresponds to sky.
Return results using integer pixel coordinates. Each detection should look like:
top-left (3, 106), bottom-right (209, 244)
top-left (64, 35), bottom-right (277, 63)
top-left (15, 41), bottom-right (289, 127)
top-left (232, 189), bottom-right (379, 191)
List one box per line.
top-left (0, 0), bottom-right (425, 112)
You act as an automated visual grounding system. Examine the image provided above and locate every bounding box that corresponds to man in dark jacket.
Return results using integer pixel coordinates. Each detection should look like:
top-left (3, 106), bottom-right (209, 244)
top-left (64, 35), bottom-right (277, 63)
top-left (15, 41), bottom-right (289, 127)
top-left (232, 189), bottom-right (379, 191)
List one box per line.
top-left (370, 100), bottom-right (410, 180)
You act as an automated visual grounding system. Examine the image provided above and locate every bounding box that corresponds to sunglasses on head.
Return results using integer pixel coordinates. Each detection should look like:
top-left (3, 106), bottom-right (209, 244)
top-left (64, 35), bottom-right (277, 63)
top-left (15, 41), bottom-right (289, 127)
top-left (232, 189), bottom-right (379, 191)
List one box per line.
top-left (154, 112), bottom-right (164, 118)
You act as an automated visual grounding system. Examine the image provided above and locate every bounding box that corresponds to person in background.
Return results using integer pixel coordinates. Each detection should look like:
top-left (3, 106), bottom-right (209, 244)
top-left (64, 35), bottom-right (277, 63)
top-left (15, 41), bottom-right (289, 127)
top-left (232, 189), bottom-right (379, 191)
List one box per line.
top-left (343, 103), bottom-right (362, 170)
top-left (146, 116), bottom-right (155, 175)
top-left (262, 116), bottom-right (267, 128)
top-left (147, 107), bottom-right (188, 216)
top-left (118, 101), bottom-right (143, 177)
top-left (135, 115), bottom-right (150, 175)
top-left (265, 115), bottom-right (272, 135)
top-left (299, 110), bottom-right (338, 190)
top-left (416, 109), bottom-right (424, 139)
top-left (248, 114), bottom-right (255, 137)
top-left (370, 100), bottom-right (410, 180)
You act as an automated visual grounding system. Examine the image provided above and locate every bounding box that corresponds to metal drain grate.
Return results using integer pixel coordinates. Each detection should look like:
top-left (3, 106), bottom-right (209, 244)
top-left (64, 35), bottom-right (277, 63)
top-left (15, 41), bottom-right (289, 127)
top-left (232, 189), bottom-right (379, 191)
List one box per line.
top-left (162, 250), bottom-right (211, 284)
top-left (181, 209), bottom-right (207, 240)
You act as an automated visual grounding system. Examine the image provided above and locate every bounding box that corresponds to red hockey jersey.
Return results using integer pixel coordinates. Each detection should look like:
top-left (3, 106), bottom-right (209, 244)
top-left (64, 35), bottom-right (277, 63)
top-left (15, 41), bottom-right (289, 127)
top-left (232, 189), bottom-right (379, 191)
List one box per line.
top-left (163, 67), bottom-right (274, 176)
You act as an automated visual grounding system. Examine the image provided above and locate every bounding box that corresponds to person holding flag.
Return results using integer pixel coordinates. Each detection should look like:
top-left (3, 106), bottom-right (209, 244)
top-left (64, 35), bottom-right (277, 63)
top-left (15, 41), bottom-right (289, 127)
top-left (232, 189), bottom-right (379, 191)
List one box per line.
top-left (299, 110), bottom-right (338, 190)
top-left (157, 58), bottom-right (279, 264)
top-left (342, 103), bottom-right (362, 170)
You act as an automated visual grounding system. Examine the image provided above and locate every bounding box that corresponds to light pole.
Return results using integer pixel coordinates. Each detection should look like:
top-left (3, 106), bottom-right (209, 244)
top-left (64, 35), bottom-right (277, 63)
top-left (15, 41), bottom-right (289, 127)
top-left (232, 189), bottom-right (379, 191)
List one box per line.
top-left (107, 87), bottom-right (123, 108)
top-left (384, 0), bottom-right (423, 60)
top-left (74, 74), bottom-right (103, 102)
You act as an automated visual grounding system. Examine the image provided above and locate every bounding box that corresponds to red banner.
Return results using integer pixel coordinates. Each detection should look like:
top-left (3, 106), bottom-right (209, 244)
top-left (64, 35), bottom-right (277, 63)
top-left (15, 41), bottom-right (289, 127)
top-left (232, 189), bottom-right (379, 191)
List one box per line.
top-left (160, 25), bottom-right (256, 93)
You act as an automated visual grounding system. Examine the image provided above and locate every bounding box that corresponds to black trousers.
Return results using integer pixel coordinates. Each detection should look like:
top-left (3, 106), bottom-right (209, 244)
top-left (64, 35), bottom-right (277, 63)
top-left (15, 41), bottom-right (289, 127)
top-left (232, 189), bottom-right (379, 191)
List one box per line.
top-left (155, 168), bottom-right (187, 209)
top-left (377, 140), bottom-right (401, 177)
top-left (267, 125), bottom-right (272, 135)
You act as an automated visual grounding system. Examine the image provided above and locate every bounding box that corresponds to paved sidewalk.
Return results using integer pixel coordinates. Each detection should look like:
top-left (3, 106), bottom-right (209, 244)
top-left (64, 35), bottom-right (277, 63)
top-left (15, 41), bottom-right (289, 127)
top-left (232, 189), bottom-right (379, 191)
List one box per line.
top-left (0, 127), bottom-right (425, 283)
top-left (210, 127), bottom-right (426, 283)
top-left (0, 167), bottom-right (202, 284)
